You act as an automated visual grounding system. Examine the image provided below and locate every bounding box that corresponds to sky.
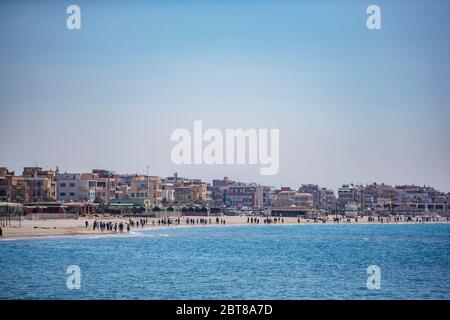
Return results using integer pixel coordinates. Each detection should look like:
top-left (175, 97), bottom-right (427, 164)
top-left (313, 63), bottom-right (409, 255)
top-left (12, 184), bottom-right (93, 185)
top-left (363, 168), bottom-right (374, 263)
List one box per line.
top-left (0, 0), bottom-right (449, 192)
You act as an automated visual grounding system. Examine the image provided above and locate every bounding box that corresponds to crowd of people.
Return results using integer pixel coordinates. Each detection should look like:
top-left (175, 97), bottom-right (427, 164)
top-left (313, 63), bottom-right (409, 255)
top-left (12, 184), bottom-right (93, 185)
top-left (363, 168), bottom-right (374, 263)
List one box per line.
top-left (79, 214), bottom-right (450, 235)
top-left (247, 217), bottom-right (285, 224)
top-left (83, 216), bottom-right (229, 234)
top-left (88, 220), bottom-right (130, 233)
top-left (185, 217), bottom-right (226, 225)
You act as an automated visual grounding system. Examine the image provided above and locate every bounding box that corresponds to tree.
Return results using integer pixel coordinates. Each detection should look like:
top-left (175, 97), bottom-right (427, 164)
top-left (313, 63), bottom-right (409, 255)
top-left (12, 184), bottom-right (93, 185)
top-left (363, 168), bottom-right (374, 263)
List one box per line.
top-left (94, 194), bottom-right (104, 205)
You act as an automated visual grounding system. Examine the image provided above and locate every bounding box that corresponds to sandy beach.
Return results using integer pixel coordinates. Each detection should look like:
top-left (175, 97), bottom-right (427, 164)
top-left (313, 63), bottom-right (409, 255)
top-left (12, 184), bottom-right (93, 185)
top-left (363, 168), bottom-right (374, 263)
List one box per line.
top-left (1, 215), bottom-right (449, 240)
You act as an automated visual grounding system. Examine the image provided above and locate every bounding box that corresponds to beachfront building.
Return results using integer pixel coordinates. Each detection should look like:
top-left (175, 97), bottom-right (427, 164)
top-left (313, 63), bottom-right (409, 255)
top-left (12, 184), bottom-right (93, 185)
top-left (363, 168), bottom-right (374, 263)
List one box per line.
top-left (148, 176), bottom-right (163, 207)
top-left (0, 167), bottom-right (58, 203)
top-left (272, 187), bottom-right (295, 207)
top-left (22, 167), bottom-right (58, 201)
top-left (337, 184), bottom-right (358, 210)
top-left (114, 174), bottom-right (163, 208)
top-left (224, 183), bottom-right (264, 208)
top-left (355, 183), bottom-right (396, 209)
top-left (206, 177), bottom-right (266, 209)
top-left (161, 182), bottom-right (175, 205)
top-left (395, 185), bottom-right (448, 212)
top-left (293, 192), bottom-right (314, 207)
top-left (57, 173), bottom-right (96, 202)
top-left (83, 169), bottom-right (118, 205)
top-left (319, 188), bottom-right (336, 210)
top-left (296, 184), bottom-right (336, 210)
top-left (173, 180), bottom-right (207, 205)
top-left (208, 177), bottom-right (233, 208)
top-left (207, 184), bottom-right (227, 208)
top-left (271, 188), bottom-right (315, 209)
top-left (0, 167), bottom-right (14, 202)
top-left (270, 206), bottom-right (307, 217)
top-left (262, 186), bottom-right (274, 208)
top-left (298, 184), bottom-right (321, 207)
top-left (170, 176), bottom-right (269, 209)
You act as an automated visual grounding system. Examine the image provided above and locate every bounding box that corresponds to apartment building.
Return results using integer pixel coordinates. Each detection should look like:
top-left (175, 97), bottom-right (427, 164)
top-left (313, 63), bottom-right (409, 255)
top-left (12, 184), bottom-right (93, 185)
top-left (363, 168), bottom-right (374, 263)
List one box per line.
top-left (57, 173), bottom-right (96, 202)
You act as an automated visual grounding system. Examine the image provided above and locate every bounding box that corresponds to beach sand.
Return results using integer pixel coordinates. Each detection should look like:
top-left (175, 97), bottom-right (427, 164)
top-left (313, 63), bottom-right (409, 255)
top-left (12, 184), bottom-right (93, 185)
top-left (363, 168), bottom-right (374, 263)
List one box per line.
top-left (0, 215), bottom-right (447, 240)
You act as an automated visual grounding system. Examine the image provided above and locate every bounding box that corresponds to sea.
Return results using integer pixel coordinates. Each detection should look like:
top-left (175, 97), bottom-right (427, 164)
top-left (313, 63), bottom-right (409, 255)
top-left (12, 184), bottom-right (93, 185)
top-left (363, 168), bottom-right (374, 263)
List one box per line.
top-left (0, 223), bottom-right (449, 299)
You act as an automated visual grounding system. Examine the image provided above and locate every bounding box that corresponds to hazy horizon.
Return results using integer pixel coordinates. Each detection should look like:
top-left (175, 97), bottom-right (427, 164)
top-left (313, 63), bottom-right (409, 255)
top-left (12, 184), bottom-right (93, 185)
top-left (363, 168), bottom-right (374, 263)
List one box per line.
top-left (1, 0), bottom-right (449, 192)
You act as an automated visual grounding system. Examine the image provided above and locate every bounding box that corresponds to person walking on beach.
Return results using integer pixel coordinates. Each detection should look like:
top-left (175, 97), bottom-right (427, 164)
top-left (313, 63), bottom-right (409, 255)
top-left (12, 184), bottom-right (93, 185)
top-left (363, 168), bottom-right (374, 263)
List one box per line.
top-left (85, 221), bottom-right (88, 229)
top-left (127, 224), bottom-right (130, 233)
top-left (0, 226), bottom-right (2, 238)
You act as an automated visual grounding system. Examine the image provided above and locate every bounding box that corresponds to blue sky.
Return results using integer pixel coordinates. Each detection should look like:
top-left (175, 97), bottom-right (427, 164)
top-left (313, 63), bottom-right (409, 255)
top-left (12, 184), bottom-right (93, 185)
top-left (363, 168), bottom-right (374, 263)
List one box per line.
top-left (1, 0), bottom-right (449, 191)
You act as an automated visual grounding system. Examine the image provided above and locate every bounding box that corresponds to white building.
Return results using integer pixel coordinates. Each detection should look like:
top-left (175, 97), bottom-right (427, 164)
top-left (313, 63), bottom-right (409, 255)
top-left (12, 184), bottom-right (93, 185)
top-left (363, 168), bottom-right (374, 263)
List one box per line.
top-left (161, 182), bottom-right (175, 205)
top-left (57, 173), bottom-right (96, 202)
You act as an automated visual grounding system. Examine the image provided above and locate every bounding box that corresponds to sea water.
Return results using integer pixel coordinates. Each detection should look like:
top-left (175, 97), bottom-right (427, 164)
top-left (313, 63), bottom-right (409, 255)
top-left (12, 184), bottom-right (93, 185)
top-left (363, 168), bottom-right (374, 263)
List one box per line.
top-left (0, 223), bottom-right (449, 299)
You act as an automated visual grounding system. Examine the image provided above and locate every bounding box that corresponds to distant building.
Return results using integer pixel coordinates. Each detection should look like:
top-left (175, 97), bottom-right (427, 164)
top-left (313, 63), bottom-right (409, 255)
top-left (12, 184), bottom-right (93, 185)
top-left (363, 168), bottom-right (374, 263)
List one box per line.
top-left (262, 186), bottom-right (274, 208)
top-left (0, 167), bottom-right (14, 202)
top-left (116, 174), bottom-right (162, 207)
top-left (161, 182), bottom-right (175, 205)
top-left (82, 170), bottom-right (117, 205)
top-left (57, 173), bottom-right (96, 202)
top-left (337, 184), bottom-right (358, 210)
top-left (319, 188), bottom-right (336, 210)
top-left (173, 181), bottom-right (207, 205)
top-left (0, 167), bottom-right (58, 203)
top-left (270, 206), bottom-right (307, 217)
top-left (298, 184), bottom-right (320, 207)
top-left (224, 183), bottom-right (264, 208)
top-left (395, 185), bottom-right (447, 212)
top-left (272, 187), bottom-right (295, 207)
top-left (293, 192), bottom-right (314, 207)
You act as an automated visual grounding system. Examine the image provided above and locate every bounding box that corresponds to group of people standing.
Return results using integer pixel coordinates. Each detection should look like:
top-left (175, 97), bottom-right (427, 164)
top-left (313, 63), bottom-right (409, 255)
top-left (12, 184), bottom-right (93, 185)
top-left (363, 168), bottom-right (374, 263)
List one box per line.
top-left (264, 217), bottom-right (284, 224)
top-left (153, 217), bottom-right (181, 226)
top-left (130, 218), bottom-right (148, 228)
top-left (247, 217), bottom-right (261, 224)
top-left (185, 217), bottom-right (226, 225)
top-left (87, 220), bottom-right (129, 233)
top-left (83, 216), bottom-right (230, 234)
top-left (247, 217), bottom-right (285, 224)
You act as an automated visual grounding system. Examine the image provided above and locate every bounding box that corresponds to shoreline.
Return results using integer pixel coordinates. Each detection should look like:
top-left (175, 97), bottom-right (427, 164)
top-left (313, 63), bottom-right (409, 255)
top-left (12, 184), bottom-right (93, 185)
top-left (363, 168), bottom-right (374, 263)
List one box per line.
top-left (1, 215), bottom-right (449, 240)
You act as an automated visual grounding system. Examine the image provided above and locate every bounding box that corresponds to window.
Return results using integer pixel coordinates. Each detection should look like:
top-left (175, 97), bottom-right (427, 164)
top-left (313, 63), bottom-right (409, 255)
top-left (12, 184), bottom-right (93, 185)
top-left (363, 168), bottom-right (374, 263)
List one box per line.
top-left (69, 192), bottom-right (75, 196)
top-left (60, 183), bottom-right (66, 187)
top-left (60, 192), bottom-right (66, 196)
top-left (69, 183), bottom-right (75, 188)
